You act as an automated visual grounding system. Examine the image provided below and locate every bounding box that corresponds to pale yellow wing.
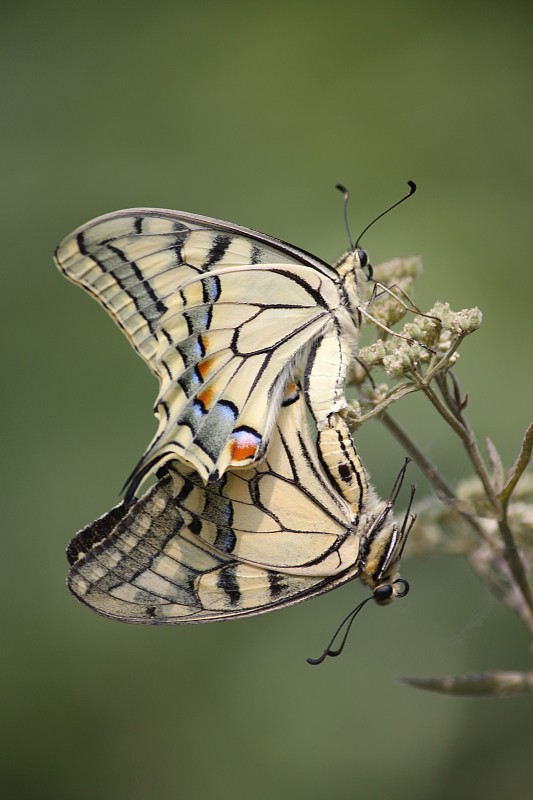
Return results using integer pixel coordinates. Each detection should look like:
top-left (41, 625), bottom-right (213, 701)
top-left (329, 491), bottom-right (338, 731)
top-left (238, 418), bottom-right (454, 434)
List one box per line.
top-left (55, 209), bottom-right (355, 497)
top-left (66, 395), bottom-right (365, 623)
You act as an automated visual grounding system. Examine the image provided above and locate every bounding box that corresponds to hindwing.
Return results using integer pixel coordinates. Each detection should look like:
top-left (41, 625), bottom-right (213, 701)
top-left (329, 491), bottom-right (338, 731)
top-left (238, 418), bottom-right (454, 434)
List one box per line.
top-left (55, 208), bottom-right (361, 497)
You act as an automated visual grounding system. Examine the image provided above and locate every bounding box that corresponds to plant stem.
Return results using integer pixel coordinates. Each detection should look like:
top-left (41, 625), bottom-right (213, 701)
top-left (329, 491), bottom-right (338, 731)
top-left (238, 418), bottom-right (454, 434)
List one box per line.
top-left (379, 410), bottom-right (493, 547)
top-left (380, 412), bottom-right (456, 500)
top-left (433, 375), bottom-right (533, 614)
top-left (435, 373), bottom-right (500, 510)
top-left (497, 515), bottom-right (533, 612)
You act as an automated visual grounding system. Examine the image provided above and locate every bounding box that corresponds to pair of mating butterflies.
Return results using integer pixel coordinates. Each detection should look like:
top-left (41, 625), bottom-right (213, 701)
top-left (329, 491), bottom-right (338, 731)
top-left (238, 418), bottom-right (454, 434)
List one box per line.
top-left (55, 194), bottom-right (416, 649)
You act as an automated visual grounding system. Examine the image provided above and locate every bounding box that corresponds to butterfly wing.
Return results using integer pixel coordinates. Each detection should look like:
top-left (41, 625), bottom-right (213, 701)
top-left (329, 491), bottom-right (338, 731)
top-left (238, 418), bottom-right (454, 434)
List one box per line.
top-left (66, 395), bottom-right (364, 623)
top-left (55, 209), bottom-right (355, 496)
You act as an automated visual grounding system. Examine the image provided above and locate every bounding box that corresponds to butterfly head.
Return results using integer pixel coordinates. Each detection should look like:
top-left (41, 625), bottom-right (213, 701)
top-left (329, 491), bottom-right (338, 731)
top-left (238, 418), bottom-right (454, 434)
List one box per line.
top-left (334, 247), bottom-right (370, 278)
top-left (306, 464), bottom-right (415, 666)
top-left (333, 180), bottom-right (417, 308)
top-left (333, 247), bottom-right (372, 318)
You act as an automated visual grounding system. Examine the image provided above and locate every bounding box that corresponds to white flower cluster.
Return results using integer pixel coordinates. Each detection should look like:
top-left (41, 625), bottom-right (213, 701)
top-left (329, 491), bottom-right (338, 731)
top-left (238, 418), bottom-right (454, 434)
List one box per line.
top-left (359, 301), bottom-right (482, 378)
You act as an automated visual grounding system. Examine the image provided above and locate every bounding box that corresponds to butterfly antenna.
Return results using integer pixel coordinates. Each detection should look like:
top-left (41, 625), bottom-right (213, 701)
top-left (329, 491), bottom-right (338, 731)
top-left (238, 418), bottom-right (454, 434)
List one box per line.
top-left (387, 457), bottom-right (412, 505)
top-left (395, 485), bottom-right (417, 564)
top-left (354, 180), bottom-right (417, 250)
top-left (336, 183), bottom-right (354, 252)
top-left (306, 594), bottom-right (374, 666)
top-left (402, 484), bottom-right (417, 533)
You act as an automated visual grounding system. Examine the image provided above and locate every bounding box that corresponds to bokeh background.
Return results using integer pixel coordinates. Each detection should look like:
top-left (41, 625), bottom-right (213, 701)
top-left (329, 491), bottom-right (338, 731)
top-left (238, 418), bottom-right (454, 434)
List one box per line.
top-left (2, 1), bottom-right (532, 798)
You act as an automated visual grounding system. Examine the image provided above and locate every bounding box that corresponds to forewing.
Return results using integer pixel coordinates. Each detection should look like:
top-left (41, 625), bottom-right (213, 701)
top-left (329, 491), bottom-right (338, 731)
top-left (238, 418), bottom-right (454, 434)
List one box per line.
top-left (55, 209), bottom-right (342, 492)
top-left (67, 397), bottom-right (362, 623)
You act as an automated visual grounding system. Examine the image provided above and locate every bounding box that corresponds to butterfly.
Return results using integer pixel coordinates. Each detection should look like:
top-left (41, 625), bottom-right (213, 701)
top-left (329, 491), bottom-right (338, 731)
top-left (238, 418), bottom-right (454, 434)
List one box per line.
top-left (54, 184), bottom-right (415, 504)
top-left (66, 391), bottom-right (414, 631)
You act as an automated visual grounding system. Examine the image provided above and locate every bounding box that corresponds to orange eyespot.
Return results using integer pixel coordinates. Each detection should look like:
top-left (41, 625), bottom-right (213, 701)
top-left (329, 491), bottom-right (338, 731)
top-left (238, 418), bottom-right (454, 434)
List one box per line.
top-left (230, 429), bottom-right (262, 462)
top-left (230, 440), bottom-right (259, 462)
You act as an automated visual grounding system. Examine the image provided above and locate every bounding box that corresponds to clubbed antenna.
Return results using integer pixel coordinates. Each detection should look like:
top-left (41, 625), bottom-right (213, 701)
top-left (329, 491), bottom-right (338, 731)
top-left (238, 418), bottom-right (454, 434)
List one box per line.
top-left (355, 180), bottom-right (417, 250)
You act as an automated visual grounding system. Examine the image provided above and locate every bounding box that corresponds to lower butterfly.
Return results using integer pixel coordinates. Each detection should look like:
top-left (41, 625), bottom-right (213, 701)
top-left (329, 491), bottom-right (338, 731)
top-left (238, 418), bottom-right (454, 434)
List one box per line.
top-left (67, 392), bottom-right (415, 633)
top-left (54, 184), bottom-right (415, 504)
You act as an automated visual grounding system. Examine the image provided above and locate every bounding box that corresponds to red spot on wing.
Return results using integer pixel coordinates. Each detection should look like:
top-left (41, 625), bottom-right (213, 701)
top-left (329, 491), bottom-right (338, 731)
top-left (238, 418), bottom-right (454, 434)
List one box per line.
top-left (230, 429), bottom-right (262, 462)
top-left (231, 442), bottom-right (259, 461)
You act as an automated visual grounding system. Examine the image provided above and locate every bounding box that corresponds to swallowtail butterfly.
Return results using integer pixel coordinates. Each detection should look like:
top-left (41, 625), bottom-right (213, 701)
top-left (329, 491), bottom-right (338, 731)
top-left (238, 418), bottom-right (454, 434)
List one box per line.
top-left (55, 202), bottom-right (401, 505)
top-left (66, 393), bottom-right (414, 627)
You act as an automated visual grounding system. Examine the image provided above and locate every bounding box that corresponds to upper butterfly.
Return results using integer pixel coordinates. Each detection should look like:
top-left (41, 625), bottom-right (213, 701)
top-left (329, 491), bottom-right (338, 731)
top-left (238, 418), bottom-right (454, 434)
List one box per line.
top-left (54, 185), bottom-right (415, 500)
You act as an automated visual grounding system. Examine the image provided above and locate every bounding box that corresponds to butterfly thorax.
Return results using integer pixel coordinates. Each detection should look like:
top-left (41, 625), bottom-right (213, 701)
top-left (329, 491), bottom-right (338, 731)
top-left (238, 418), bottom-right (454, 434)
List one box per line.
top-left (357, 493), bottom-right (409, 598)
top-left (334, 249), bottom-right (369, 320)
top-left (360, 533), bottom-right (401, 599)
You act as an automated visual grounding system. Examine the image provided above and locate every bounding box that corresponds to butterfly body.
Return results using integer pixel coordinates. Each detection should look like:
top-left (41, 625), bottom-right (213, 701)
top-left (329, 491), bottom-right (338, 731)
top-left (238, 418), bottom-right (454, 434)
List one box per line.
top-left (55, 208), bottom-right (369, 503)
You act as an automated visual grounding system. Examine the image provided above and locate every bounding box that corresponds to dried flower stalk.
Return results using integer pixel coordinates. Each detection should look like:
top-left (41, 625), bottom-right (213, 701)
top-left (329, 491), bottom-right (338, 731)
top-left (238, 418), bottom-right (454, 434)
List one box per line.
top-left (347, 257), bottom-right (533, 696)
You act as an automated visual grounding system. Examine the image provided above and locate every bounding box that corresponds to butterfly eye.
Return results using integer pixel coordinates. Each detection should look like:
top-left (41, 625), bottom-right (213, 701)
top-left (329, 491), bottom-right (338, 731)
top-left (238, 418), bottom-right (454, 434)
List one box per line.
top-left (373, 583), bottom-right (394, 604)
top-left (356, 249), bottom-right (368, 268)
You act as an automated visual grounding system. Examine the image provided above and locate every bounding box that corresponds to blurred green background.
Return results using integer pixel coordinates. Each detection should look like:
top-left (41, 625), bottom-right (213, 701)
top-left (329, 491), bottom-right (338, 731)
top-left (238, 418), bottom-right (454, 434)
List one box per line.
top-left (2, 1), bottom-right (532, 798)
